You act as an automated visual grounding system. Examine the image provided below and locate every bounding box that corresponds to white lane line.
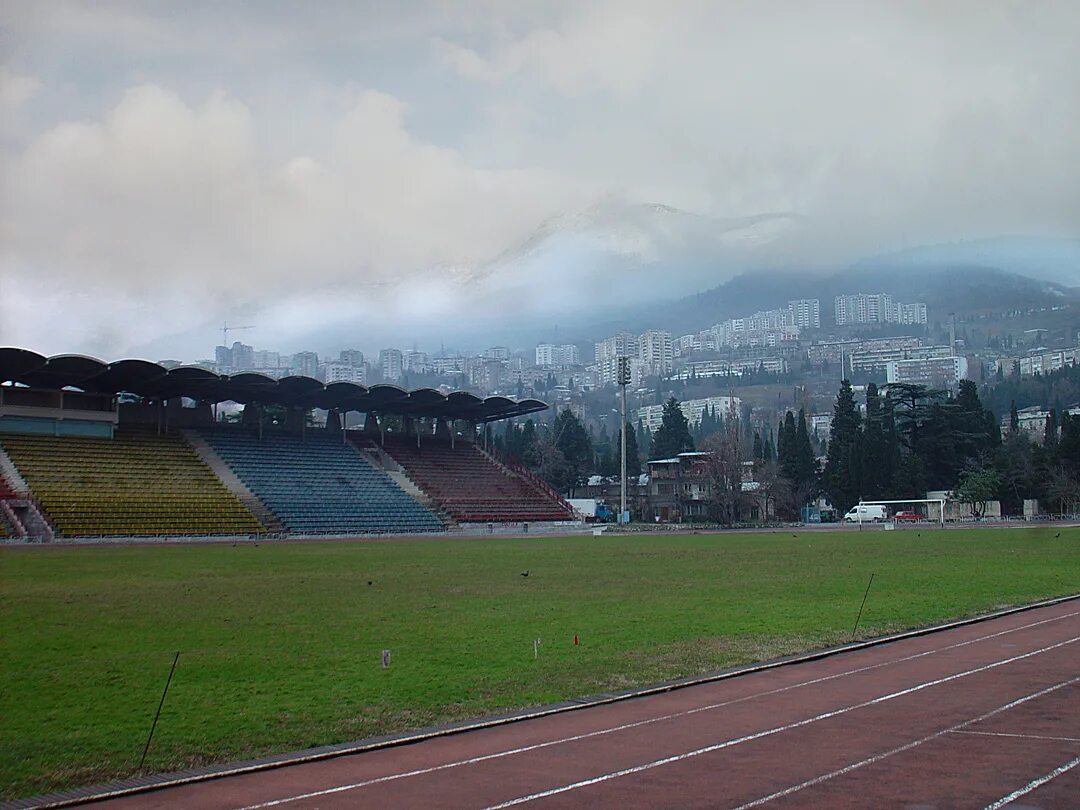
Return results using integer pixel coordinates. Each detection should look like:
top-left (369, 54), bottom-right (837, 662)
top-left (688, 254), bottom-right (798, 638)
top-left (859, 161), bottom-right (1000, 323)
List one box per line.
top-left (983, 754), bottom-right (1080, 809)
top-left (951, 729), bottom-right (1080, 744)
top-left (237, 611), bottom-right (1079, 810)
top-left (730, 675), bottom-right (1080, 810)
top-left (480, 635), bottom-right (1080, 810)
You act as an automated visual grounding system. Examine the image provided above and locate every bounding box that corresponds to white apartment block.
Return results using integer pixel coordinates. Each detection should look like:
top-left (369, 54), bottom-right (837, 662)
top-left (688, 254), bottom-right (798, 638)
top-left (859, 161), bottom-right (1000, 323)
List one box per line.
top-left (403, 350), bottom-right (430, 374)
top-left (897, 302), bottom-right (928, 325)
top-left (1017, 348), bottom-right (1078, 377)
top-left (636, 396), bottom-right (741, 433)
top-left (482, 346), bottom-right (511, 361)
top-left (835, 292), bottom-right (928, 326)
top-left (597, 355), bottom-right (644, 386)
top-left (323, 362), bottom-right (366, 384)
top-left (671, 358), bottom-right (788, 379)
top-left (849, 345), bottom-right (952, 374)
top-left (432, 356), bottom-right (466, 376)
top-left (885, 356), bottom-right (968, 386)
top-left (379, 348), bottom-right (404, 382)
top-left (595, 332), bottom-right (638, 364)
top-left (535, 343), bottom-right (581, 369)
top-left (787, 299), bottom-right (821, 329)
top-left (638, 330), bottom-right (674, 377)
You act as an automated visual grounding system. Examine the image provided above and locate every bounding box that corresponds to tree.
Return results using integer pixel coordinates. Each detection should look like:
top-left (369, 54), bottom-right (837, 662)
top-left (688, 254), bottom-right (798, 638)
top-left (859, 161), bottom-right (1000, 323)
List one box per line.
top-left (547, 408), bottom-right (593, 493)
top-left (953, 467), bottom-right (1001, 519)
top-left (650, 397), bottom-right (695, 459)
top-left (617, 421), bottom-right (641, 476)
top-left (1044, 408), bottom-right (1059, 449)
top-left (1043, 464), bottom-right (1080, 515)
top-left (823, 380), bottom-right (862, 513)
top-left (703, 428), bottom-right (747, 526)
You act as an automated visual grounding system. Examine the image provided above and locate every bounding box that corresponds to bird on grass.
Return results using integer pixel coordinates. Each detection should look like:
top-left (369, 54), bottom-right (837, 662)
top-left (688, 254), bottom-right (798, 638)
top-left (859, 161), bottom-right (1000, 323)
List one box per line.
top-left (1055, 532), bottom-right (1061, 539)
top-left (367, 580), bottom-right (373, 586)
top-left (520, 570), bottom-right (530, 577)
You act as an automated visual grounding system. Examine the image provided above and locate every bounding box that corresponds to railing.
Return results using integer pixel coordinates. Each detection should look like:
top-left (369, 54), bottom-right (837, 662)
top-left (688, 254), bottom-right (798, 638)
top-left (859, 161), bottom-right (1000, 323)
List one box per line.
top-left (491, 450), bottom-right (576, 517)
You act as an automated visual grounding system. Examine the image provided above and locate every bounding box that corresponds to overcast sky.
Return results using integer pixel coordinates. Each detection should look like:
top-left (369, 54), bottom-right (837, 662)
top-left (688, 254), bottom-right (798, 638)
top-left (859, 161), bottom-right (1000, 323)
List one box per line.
top-left (1, 1), bottom-right (1078, 359)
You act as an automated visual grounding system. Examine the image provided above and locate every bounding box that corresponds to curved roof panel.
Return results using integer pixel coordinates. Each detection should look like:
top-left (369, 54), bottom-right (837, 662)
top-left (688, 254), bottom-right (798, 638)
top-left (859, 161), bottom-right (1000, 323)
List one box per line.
top-left (0, 347), bottom-right (549, 423)
top-left (0, 348), bottom-right (47, 383)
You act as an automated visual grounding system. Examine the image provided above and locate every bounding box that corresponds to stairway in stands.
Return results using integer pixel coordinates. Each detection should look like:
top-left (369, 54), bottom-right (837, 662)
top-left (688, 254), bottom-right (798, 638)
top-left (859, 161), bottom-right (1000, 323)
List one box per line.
top-left (0, 429), bottom-right (265, 538)
top-left (200, 429), bottom-right (445, 535)
top-left (369, 436), bottom-right (574, 523)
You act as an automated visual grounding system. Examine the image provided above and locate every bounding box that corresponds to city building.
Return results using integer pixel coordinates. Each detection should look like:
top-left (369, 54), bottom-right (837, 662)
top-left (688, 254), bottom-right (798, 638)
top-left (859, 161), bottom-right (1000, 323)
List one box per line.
top-left (338, 349), bottom-right (364, 368)
top-left (638, 330), bottom-right (674, 377)
top-left (849, 345), bottom-right (952, 375)
top-left (379, 348), bottom-right (404, 382)
top-left (1017, 348), bottom-right (1078, 377)
top-left (403, 350), bottom-right (430, 374)
top-left (481, 346), bottom-right (511, 361)
top-left (432, 356), bottom-right (466, 376)
top-left (670, 358), bottom-right (787, 379)
top-left (636, 396), bottom-right (740, 433)
top-left (290, 351), bottom-right (319, 378)
top-left (787, 299), bottom-right (821, 329)
top-left (834, 293), bottom-right (896, 325)
top-left (323, 362), bottom-right (366, 384)
top-left (535, 343), bottom-right (581, 369)
top-left (595, 333), bottom-right (640, 384)
top-left (897, 302), bottom-right (928, 325)
top-left (885, 356), bottom-right (968, 386)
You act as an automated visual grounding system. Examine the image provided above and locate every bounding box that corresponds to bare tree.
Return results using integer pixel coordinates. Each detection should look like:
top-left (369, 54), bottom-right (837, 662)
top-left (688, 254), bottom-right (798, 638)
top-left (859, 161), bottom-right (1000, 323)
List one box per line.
top-left (703, 427), bottom-right (749, 526)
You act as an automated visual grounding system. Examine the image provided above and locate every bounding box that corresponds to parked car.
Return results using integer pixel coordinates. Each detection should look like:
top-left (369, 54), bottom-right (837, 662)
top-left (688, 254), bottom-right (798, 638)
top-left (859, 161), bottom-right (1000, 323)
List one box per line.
top-left (843, 504), bottom-right (887, 522)
top-left (894, 510), bottom-right (921, 522)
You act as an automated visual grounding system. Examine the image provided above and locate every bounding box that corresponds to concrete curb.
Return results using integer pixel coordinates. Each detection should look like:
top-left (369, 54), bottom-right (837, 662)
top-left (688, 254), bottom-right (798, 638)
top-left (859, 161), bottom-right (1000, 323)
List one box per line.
top-left (7, 591), bottom-right (1080, 809)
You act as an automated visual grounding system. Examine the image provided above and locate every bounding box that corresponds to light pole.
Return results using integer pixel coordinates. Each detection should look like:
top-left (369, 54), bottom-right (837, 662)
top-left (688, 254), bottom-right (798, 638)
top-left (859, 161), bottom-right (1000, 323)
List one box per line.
top-left (618, 356), bottom-right (630, 523)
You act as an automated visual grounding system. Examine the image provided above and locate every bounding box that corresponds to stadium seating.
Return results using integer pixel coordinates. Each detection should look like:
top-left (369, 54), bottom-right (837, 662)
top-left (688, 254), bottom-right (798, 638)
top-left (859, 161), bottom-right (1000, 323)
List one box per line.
top-left (0, 429), bottom-right (265, 537)
top-left (373, 436), bottom-right (574, 523)
top-left (200, 430), bottom-right (444, 534)
top-left (0, 471), bottom-right (14, 537)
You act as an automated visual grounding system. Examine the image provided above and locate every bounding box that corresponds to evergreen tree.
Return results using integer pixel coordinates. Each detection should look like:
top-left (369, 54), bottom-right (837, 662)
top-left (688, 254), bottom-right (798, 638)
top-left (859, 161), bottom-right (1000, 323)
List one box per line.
top-left (549, 408), bottom-right (592, 491)
top-left (637, 417), bottom-right (652, 460)
top-left (615, 421), bottom-right (641, 476)
top-left (1009, 400), bottom-right (1019, 435)
top-left (1044, 408), bottom-right (1058, 448)
top-left (779, 411), bottom-right (798, 483)
top-left (794, 408), bottom-right (816, 495)
top-left (650, 397), bottom-right (695, 459)
top-left (763, 434), bottom-right (775, 463)
top-left (753, 432), bottom-right (763, 461)
top-left (823, 380), bottom-right (862, 513)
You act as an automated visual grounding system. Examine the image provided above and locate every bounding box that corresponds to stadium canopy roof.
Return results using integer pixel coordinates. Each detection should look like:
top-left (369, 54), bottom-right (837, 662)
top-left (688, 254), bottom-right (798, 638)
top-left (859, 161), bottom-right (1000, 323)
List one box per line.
top-left (0, 348), bottom-right (548, 423)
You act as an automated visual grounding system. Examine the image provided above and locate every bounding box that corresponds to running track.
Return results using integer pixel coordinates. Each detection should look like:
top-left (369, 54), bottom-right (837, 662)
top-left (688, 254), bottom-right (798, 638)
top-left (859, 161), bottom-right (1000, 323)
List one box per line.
top-left (92, 599), bottom-right (1080, 809)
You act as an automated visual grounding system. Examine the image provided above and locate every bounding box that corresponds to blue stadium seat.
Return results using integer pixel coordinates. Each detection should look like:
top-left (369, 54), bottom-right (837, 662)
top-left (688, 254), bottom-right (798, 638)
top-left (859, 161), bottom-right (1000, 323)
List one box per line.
top-left (200, 430), bottom-right (444, 534)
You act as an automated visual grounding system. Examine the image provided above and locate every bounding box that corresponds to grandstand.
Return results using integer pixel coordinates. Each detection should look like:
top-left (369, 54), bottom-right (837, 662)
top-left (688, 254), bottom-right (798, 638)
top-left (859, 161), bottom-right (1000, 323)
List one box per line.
top-left (367, 435), bottom-right (574, 523)
top-left (0, 347), bottom-right (565, 539)
top-left (0, 429), bottom-right (265, 537)
top-left (201, 430), bottom-right (445, 535)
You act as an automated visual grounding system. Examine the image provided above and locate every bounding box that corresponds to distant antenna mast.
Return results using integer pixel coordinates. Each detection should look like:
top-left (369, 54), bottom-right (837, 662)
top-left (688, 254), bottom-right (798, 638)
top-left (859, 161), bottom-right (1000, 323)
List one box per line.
top-left (222, 322), bottom-right (254, 346)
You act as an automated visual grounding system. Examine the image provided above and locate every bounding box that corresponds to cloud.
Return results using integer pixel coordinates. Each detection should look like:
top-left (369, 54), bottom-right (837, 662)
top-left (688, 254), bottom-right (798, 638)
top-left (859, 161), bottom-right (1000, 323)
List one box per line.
top-left (1, 84), bottom-right (585, 355)
top-left (0, 66), bottom-right (40, 109)
top-left (1, 2), bottom-right (1079, 358)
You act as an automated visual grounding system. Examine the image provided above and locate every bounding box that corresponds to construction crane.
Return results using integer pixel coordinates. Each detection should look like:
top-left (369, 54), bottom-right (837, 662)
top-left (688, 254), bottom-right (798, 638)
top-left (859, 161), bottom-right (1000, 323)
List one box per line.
top-left (221, 322), bottom-right (254, 346)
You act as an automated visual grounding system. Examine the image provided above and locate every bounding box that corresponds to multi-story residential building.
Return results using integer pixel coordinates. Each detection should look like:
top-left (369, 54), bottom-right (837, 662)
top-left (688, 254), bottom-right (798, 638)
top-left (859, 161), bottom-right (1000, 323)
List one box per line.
top-left (787, 299), bottom-right (821, 329)
top-left (214, 345), bottom-right (233, 369)
top-left (432, 356), bottom-right (466, 376)
top-left (595, 333), bottom-right (640, 384)
top-left (807, 336), bottom-right (922, 366)
top-left (897, 302), bottom-right (928, 325)
top-left (290, 351), bottom-right (319, 378)
top-left (323, 362), bottom-right (366, 384)
top-left (379, 348), bottom-right (403, 382)
top-left (1017, 348), bottom-right (1078, 377)
top-left (636, 396), bottom-right (741, 433)
top-left (535, 343), bottom-right (581, 369)
top-left (809, 413), bottom-right (832, 442)
top-left (253, 350), bottom-right (282, 369)
top-left (338, 349), bottom-right (364, 368)
top-left (849, 345), bottom-right (952, 375)
top-left (670, 358), bottom-right (788, 379)
top-left (885, 356), bottom-right (968, 386)
top-left (403, 350), bottom-right (430, 374)
top-left (638, 330), bottom-right (674, 377)
top-left (835, 293), bottom-right (896, 325)
top-left (481, 346), bottom-right (511, 361)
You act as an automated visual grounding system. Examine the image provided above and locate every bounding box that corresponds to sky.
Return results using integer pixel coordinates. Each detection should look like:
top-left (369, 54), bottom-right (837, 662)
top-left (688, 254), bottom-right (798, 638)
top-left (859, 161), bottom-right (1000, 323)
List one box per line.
top-left (1, 1), bottom-right (1078, 360)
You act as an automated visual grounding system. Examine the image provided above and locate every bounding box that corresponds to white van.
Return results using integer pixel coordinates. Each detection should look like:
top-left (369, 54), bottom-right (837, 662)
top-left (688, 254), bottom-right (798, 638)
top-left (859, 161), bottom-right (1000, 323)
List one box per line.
top-left (844, 504), bottom-right (887, 523)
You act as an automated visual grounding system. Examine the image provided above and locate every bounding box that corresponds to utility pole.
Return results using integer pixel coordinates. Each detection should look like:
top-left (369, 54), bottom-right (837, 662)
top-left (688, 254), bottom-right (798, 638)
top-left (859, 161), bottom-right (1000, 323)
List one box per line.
top-left (618, 356), bottom-right (630, 524)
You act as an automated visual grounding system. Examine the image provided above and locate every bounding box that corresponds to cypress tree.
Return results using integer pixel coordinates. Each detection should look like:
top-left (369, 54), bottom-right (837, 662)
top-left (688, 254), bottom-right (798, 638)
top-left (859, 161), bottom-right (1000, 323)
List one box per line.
top-left (651, 397), bottom-right (695, 459)
top-left (824, 380), bottom-right (862, 513)
top-left (795, 408), bottom-right (816, 494)
top-left (1044, 408), bottom-right (1058, 448)
top-left (753, 432), bottom-right (763, 461)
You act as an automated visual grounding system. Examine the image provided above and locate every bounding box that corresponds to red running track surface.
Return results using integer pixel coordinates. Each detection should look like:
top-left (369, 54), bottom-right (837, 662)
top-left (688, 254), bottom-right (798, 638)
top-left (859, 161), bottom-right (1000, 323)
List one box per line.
top-left (95, 599), bottom-right (1080, 809)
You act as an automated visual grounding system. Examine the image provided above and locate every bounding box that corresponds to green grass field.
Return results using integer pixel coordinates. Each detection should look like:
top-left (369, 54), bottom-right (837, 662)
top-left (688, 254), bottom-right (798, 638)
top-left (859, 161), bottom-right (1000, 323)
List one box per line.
top-left (2, 527), bottom-right (1078, 799)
